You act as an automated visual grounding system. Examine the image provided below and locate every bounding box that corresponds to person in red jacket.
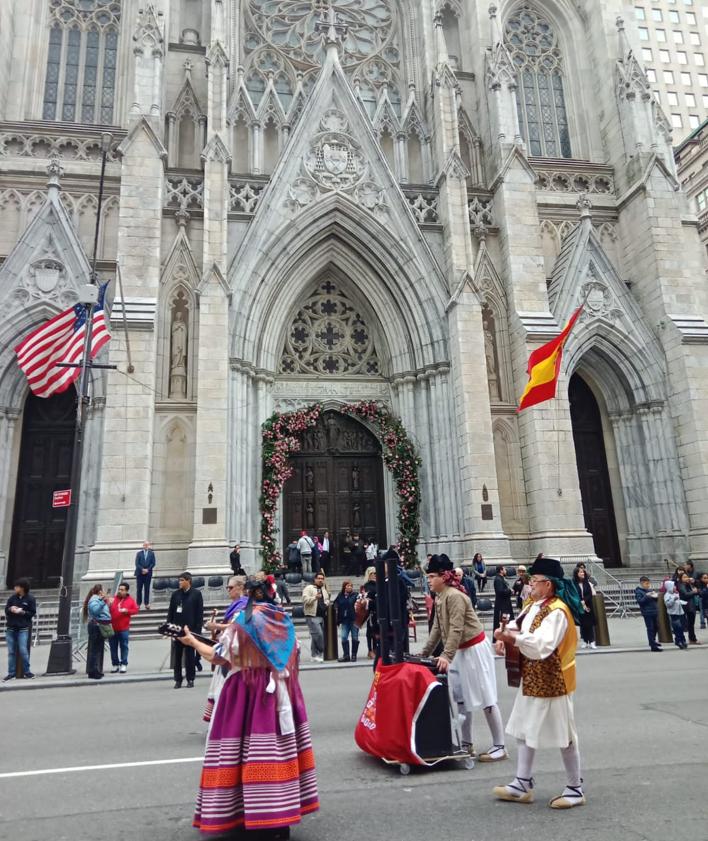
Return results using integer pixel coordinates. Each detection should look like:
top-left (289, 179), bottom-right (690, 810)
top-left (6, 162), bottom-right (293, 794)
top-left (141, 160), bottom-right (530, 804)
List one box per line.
top-left (109, 582), bottom-right (139, 673)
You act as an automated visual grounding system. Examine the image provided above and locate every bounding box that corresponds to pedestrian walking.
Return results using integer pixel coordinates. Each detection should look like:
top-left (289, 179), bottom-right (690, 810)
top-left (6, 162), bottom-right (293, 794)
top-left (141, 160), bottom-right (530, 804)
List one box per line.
top-left (3, 578), bottom-right (36, 681)
top-left (134, 540), bottom-right (156, 610)
top-left (493, 566), bottom-right (514, 631)
top-left (334, 580), bottom-right (359, 662)
top-left (83, 584), bottom-right (112, 680)
top-left (634, 576), bottom-right (662, 652)
top-left (168, 572), bottom-right (204, 687)
top-left (108, 582), bottom-right (139, 673)
top-left (179, 577), bottom-right (319, 836)
top-left (229, 544), bottom-right (245, 576)
top-left (493, 557), bottom-right (586, 809)
top-left (362, 567), bottom-right (377, 660)
top-left (663, 580), bottom-right (688, 649)
top-left (422, 557), bottom-right (507, 761)
top-left (302, 571), bottom-right (330, 662)
top-left (572, 567), bottom-right (596, 649)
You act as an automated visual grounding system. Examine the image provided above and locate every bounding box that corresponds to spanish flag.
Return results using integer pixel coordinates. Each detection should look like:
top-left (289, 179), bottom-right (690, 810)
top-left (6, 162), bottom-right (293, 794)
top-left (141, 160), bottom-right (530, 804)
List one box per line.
top-left (517, 305), bottom-right (583, 412)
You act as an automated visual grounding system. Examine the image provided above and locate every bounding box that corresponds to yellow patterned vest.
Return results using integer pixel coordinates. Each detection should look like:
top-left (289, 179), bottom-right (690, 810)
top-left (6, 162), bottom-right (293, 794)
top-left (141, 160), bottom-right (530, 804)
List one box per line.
top-left (521, 598), bottom-right (577, 698)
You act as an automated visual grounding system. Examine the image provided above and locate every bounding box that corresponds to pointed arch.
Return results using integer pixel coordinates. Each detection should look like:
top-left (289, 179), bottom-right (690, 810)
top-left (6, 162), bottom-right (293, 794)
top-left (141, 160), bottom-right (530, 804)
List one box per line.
top-left (149, 414), bottom-right (196, 540)
top-left (492, 417), bottom-right (527, 535)
top-left (229, 195), bottom-right (448, 375)
top-left (167, 79), bottom-right (207, 169)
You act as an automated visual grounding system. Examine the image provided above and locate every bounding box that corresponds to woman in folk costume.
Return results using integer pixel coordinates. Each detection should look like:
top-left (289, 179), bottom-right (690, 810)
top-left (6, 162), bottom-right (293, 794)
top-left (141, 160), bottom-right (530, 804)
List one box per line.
top-left (179, 577), bottom-right (319, 839)
top-left (492, 557), bottom-right (586, 809)
top-left (421, 556), bottom-right (507, 762)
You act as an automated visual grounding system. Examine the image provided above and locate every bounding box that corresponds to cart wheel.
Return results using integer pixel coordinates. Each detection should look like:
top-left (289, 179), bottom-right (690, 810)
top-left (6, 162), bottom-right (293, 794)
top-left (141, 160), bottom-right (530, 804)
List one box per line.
top-left (399, 763), bottom-right (411, 776)
top-left (463, 757), bottom-right (475, 770)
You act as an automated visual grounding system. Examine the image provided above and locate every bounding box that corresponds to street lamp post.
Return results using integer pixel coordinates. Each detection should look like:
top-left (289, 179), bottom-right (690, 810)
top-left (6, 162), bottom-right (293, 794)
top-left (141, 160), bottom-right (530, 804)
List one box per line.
top-left (45, 133), bottom-right (114, 675)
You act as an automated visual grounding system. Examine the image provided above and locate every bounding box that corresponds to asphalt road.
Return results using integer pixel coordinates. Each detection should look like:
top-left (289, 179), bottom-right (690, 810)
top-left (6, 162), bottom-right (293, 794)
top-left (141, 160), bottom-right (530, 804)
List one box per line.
top-left (1, 650), bottom-right (707, 841)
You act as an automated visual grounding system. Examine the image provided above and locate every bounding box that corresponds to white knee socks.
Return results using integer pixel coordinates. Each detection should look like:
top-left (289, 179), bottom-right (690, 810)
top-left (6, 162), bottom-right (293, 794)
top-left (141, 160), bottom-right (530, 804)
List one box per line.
top-left (516, 740), bottom-right (536, 780)
top-left (483, 704), bottom-right (505, 748)
top-left (560, 742), bottom-right (582, 789)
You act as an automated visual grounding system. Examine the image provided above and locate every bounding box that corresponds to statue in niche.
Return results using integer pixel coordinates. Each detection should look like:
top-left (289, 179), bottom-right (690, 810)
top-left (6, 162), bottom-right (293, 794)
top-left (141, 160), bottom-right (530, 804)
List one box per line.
top-left (305, 465), bottom-right (314, 491)
top-left (352, 464), bottom-right (360, 491)
top-left (482, 306), bottom-right (501, 402)
top-left (169, 305), bottom-right (189, 398)
top-left (306, 501), bottom-right (315, 529)
top-left (352, 502), bottom-right (361, 529)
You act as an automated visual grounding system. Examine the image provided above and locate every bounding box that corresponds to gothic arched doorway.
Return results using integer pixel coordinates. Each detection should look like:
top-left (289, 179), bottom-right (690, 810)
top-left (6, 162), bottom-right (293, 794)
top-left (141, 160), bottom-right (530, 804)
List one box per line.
top-left (8, 389), bottom-right (76, 587)
top-left (569, 374), bottom-right (622, 567)
top-left (283, 410), bottom-right (386, 575)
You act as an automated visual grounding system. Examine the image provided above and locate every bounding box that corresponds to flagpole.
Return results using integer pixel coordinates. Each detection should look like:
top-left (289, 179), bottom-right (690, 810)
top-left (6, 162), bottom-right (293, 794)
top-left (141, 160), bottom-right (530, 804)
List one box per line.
top-left (46, 132), bottom-right (112, 676)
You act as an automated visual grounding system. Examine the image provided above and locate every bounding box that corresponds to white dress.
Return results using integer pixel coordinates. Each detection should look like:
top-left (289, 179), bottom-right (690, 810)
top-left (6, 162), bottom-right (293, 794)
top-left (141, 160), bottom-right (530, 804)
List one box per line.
top-left (504, 602), bottom-right (578, 750)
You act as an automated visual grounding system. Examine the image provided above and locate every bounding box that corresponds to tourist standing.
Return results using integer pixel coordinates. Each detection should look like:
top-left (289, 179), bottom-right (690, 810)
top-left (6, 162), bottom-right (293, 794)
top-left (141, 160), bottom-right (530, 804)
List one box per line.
top-left (168, 572), bottom-right (204, 687)
top-left (493, 557), bottom-right (586, 808)
top-left (334, 580), bottom-right (359, 662)
top-left (83, 584), bottom-right (111, 680)
top-left (512, 565), bottom-right (528, 611)
top-left (455, 566), bottom-right (478, 608)
top-left (302, 572), bottom-right (330, 663)
top-left (108, 582), bottom-right (139, 673)
top-left (3, 578), bottom-right (36, 681)
top-left (320, 531), bottom-right (332, 573)
top-left (473, 553), bottom-right (487, 592)
top-left (572, 567), bottom-right (596, 649)
top-left (179, 577), bottom-right (319, 835)
top-left (229, 544), bottom-right (245, 575)
top-left (634, 576), bottom-right (662, 652)
top-left (297, 530), bottom-right (314, 574)
top-left (677, 572), bottom-right (701, 645)
top-left (493, 566), bottom-right (514, 631)
top-left (699, 572), bottom-right (708, 630)
top-left (663, 580), bottom-right (688, 649)
top-left (134, 540), bottom-right (156, 610)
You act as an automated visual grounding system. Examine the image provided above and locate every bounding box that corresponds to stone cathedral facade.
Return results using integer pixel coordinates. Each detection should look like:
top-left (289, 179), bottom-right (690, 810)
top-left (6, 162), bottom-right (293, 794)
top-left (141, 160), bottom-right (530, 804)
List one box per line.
top-left (1, 0), bottom-right (707, 587)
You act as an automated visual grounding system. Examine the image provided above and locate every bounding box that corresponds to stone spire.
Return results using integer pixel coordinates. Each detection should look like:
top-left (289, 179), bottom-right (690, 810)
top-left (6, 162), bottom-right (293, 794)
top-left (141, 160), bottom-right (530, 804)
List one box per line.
top-left (316, 3), bottom-right (348, 59)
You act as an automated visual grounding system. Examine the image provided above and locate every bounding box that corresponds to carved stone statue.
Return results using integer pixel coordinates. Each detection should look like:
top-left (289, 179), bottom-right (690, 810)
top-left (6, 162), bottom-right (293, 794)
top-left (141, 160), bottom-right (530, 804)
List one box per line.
top-left (352, 464), bottom-right (360, 491)
top-left (482, 309), bottom-right (501, 402)
top-left (305, 465), bottom-right (314, 490)
top-left (169, 309), bottom-right (188, 398)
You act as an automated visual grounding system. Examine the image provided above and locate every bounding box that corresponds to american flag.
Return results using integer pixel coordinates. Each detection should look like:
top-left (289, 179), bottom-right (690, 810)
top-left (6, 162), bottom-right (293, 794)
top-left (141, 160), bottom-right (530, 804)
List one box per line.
top-left (14, 283), bottom-right (111, 398)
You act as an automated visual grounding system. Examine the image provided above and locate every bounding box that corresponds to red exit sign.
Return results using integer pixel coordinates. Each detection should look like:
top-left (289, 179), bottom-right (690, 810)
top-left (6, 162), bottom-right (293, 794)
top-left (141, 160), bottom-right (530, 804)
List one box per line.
top-left (52, 489), bottom-right (72, 508)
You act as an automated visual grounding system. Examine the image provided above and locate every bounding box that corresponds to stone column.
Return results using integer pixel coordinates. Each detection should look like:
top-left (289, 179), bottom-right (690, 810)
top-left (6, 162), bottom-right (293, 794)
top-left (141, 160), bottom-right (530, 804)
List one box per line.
top-left (0, 409), bottom-right (20, 581)
top-left (88, 118), bottom-right (167, 578)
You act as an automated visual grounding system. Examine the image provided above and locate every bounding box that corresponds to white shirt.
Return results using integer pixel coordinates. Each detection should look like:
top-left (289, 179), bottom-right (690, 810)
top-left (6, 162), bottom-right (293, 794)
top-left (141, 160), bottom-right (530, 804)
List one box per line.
top-left (322, 538), bottom-right (329, 552)
top-left (297, 536), bottom-right (313, 555)
top-left (510, 600), bottom-right (569, 660)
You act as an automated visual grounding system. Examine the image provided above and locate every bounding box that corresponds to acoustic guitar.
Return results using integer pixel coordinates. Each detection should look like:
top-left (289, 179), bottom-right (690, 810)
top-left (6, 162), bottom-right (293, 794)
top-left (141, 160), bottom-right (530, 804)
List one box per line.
top-left (158, 622), bottom-right (217, 648)
top-left (500, 613), bottom-right (522, 688)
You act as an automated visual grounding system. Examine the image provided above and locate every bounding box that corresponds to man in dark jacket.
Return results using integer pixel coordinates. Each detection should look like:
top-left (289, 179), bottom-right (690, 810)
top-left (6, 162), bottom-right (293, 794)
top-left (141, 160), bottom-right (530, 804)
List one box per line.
top-left (493, 566), bottom-right (514, 631)
top-left (168, 572), bottom-right (204, 687)
top-left (3, 578), bottom-right (36, 680)
top-left (634, 576), bottom-right (662, 652)
top-left (134, 541), bottom-right (156, 610)
top-left (229, 545), bottom-right (245, 575)
top-left (455, 566), bottom-right (478, 608)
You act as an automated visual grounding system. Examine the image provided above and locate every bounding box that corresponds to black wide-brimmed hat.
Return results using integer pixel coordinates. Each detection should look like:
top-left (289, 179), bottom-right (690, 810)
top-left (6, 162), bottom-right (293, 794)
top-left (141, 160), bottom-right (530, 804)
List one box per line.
top-left (528, 557), bottom-right (564, 579)
top-left (426, 554), bottom-right (452, 574)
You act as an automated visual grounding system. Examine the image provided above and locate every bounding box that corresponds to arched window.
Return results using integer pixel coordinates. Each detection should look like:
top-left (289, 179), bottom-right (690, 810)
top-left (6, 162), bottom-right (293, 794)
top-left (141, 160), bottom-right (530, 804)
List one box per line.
top-left (42, 0), bottom-right (121, 124)
top-left (504, 4), bottom-right (571, 158)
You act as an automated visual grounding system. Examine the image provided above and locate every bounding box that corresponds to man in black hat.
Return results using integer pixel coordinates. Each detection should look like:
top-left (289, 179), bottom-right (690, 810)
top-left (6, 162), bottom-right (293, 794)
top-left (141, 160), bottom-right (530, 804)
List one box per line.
top-left (422, 555), bottom-right (507, 763)
top-left (492, 557), bottom-right (585, 809)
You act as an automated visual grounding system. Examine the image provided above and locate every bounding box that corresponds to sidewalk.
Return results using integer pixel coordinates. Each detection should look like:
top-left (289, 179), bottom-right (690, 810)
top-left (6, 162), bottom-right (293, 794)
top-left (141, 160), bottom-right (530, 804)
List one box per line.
top-left (2, 616), bottom-right (706, 691)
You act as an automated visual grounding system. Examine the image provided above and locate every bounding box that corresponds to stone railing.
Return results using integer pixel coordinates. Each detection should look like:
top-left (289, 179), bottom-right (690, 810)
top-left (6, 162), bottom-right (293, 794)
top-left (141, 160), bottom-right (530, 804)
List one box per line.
top-left (229, 178), bottom-right (268, 214)
top-left (403, 189), bottom-right (440, 224)
top-left (0, 121), bottom-right (124, 162)
top-left (164, 174), bottom-right (204, 211)
top-left (530, 158), bottom-right (615, 194)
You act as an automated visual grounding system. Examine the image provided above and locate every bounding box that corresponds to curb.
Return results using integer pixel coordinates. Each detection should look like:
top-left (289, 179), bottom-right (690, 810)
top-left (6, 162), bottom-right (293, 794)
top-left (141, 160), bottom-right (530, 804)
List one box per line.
top-left (1, 644), bottom-right (700, 692)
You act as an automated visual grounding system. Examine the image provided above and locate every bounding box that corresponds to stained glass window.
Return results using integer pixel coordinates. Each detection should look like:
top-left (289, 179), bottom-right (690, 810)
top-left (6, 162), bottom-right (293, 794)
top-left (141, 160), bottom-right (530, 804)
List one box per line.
top-left (505, 4), bottom-right (572, 158)
top-left (42, 0), bottom-right (121, 125)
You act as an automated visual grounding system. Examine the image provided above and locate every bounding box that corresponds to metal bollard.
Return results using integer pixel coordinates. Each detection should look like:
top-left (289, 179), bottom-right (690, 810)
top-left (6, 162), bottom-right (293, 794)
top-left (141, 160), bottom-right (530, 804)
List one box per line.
top-left (592, 592), bottom-right (611, 646)
top-left (324, 603), bottom-right (338, 661)
top-left (657, 594), bottom-right (674, 644)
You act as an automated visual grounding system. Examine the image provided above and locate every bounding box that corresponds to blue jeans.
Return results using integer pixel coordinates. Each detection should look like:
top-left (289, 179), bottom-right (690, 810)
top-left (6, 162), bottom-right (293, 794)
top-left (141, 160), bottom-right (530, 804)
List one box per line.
top-left (6, 628), bottom-right (30, 676)
top-left (136, 572), bottom-right (152, 606)
top-left (109, 630), bottom-right (130, 666)
top-left (642, 613), bottom-right (659, 648)
top-left (670, 615), bottom-right (687, 647)
top-left (701, 605), bottom-right (707, 629)
top-left (340, 622), bottom-right (359, 643)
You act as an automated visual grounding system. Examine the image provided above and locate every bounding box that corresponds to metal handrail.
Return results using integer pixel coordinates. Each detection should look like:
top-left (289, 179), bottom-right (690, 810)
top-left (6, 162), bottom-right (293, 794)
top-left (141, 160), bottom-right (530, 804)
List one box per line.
top-left (558, 556), bottom-right (632, 618)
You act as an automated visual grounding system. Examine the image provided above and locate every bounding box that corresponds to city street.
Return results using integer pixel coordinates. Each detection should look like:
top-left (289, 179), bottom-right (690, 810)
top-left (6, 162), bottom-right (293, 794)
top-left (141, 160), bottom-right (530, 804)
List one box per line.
top-left (2, 648), bottom-right (706, 841)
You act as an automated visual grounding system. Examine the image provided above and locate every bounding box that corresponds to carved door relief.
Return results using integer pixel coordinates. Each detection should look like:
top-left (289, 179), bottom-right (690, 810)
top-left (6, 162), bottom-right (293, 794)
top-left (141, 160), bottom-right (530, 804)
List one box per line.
top-left (8, 390), bottom-right (76, 587)
top-left (569, 374), bottom-right (622, 567)
top-left (283, 410), bottom-right (386, 575)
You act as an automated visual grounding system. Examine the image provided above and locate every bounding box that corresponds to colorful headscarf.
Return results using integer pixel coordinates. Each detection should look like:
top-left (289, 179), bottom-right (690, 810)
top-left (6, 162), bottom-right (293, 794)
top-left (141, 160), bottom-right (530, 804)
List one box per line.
top-left (224, 595), bottom-right (248, 623)
top-left (441, 569), bottom-right (467, 594)
top-left (235, 601), bottom-right (296, 673)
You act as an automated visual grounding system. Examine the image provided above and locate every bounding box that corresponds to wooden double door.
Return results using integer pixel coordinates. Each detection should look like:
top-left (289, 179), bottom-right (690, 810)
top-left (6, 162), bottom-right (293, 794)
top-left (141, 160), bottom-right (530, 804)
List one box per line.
top-left (8, 390), bottom-right (76, 587)
top-left (569, 374), bottom-right (622, 567)
top-left (283, 410), bottom-right (386, 575)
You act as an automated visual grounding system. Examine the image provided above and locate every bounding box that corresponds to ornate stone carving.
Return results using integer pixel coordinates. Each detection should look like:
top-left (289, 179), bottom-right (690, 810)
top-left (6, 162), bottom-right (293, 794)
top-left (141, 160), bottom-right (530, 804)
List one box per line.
top-left (482, 304), bottom-right (501, 401)
top-left (280, 278), bottom-right (381, 377)
top-left (0, 130), bottom-right (122, 162)
top-left (164, 176), bottom-right (204, 211)
top-left (29, 259), bottom-right (64, 295)
top-left (168, 292), bottom-right (189, 398)
top-left (287, 108), bottom-right (387, 218)
top-left (579, 270), bottom-right (623, 325)
top-left (229, 180), bottom-right (265, 214)
top-left (406, 191), bottom-right (439, 224)
top-left (468, 194), bottom-right (494, 227)
top-left (535, 169), bottom-right (614, 194)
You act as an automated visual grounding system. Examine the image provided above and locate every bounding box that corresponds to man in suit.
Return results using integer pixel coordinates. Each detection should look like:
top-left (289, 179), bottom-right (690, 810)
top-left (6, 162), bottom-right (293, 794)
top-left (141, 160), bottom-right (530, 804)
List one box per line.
top-left (168, 572), bottom-right (204, 688)
top-left (493, 565), bottom-right (514, 632)
top-left (135, 540), bottom-right (156, 610)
